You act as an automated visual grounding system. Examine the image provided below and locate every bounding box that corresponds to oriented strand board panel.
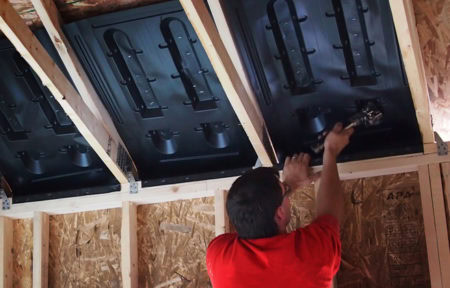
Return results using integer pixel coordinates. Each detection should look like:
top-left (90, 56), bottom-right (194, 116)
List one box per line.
top-left (137, 197), bottom-right (215, 288)
top-left (413, 0), bottom-right (450, 140)
top-left (337, 173), bottom-right (430, 288)
top-left (287, 184), bottom-right (316, 232)
top-left (48, 209), bottom-right (122, 288)
top-left (9, 0), bottom-right (164, 27)
top-left (13, 219), bottom-right (33, 288)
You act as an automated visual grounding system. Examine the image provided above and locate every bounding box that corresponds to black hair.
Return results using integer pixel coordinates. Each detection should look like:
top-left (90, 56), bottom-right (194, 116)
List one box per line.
top-left (226, 167), bottom-right (283, 239)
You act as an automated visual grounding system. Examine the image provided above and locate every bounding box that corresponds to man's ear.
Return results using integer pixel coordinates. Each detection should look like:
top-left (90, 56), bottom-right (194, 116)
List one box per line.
top-left (274, 205), bottom-right (285, 225)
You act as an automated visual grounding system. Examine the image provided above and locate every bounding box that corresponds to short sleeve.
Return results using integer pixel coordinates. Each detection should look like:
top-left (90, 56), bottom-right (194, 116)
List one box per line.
top-left (296, 215), bottom-right (341, 275)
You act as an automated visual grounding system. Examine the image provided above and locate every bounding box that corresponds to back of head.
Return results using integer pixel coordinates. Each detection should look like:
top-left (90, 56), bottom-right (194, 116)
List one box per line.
top-left (226, 167), bottom-right (282, 239)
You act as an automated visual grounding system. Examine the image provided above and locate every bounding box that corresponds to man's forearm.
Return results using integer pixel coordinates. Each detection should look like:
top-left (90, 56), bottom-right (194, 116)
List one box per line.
top-left (316, 150), bottom-right (344, 222)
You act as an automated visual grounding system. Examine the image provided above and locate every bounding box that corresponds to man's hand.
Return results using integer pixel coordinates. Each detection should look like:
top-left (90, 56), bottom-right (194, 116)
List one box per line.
top-left (282, 153), bottom-right (320, 191)
top-left (324, 123), bottom-right (354, 158)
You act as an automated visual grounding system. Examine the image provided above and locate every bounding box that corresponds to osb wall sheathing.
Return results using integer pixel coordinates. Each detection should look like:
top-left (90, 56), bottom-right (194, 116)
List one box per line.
top-left (48, 208), bottom-right (122, 288)
top-left (413, 0), bottom-right (450, 141)
top-left (336, 172), bottom-right (430, 288)
top-left (13, 218), bottom-right (33, 288)
top-left (137, 197), bottom-right (215, 288)
top-left (287, 184), bottom-right (316, 232)
top-left (9, 0), bottom-right (164, 27)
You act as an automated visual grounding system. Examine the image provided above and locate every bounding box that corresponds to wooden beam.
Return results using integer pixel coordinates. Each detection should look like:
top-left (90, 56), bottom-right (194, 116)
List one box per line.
top-left (428, 164), bottom-right (450, 287)
top-left (206, 0), bottom-right (263, 119)
top-left (121, 201), bottom-right (138, 288)
top-left (418, 165), bottom-right (443, 288)
top-left (214, 190), bottom-right (229, 236)
top-left (441, 162), bottom-right (450, 233)
top-left (0, 217), bottom-right (13, 288)
top-left (1, 149), bottom-right (450, 219)
top-left (33, 212), bottom-right (49, 288)
top-left (388, 0), bottom-right (434, 144)
top-left (29, 0), bottom-right (137, 175)
top-left (0, 0), bottom-right (133, 184)
top-left (179, 0), bottom-right (277, 166)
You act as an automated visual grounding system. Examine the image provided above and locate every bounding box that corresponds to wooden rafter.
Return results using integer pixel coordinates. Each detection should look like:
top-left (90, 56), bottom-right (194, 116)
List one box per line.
top-left (389, 0), bottom-right (435, 145)
top-left (0, 0), bottom-right (135, 184)
top-left (178, 0), bottom-right (278, 167)
top-left (29, 0), bottom-right (137, 175)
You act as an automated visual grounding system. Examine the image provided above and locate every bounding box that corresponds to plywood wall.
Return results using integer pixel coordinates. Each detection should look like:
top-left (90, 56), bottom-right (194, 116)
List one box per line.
top-left (13, 219), bottom-right (33, 288)
top-left (137, 197), bottom-right (215, 288)
top-left (413, 0), bottom-right (450, 141)
top-left (48, 209), bottom-right (122, 288)
top-left (9, 0), bottom-right (164, 27)
top-left (336, 173), bottom-right (430, 288)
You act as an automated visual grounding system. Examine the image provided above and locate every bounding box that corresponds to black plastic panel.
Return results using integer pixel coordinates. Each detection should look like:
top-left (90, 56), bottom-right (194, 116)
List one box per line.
top-left (64, 1), bottom-right (257, 186)
top-left (0, 30), bottom-right (119, 203)
top-left (223, 0), bottom-right (423, 164)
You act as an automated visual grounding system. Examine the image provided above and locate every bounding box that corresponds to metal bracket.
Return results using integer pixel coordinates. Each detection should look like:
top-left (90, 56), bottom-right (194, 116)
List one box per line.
top-left (127, 172), bottom-right (138, 194)
top-left (1, 189), bottom-right (10, 210)
top-left (435, 132), bottom-right (448, 156)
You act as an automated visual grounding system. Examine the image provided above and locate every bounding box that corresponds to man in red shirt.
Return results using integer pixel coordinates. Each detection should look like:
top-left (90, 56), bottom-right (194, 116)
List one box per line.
top-left (206, 123), bottom-right (354, 288)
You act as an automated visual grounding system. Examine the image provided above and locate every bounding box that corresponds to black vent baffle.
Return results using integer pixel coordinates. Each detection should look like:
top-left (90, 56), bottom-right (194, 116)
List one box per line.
top-left (222, 0), bottom-right (422, 165)
top-left (64, 1), bottom-right (256, 186)
top-left (0, 30), bottom-right (119, 203)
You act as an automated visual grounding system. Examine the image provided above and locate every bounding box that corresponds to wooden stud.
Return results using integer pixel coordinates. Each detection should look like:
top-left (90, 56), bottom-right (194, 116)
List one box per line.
top-left (0, 0), bottom-right (133, 184)
top-left (214, 190), bottom-right (229, 236)
top-left (418, 166), bottom-right (443, 288)
top-left (441, 162), bottom-right (450, 232)
top-left (30, 0), bottom-right (137, 175)
top-left (428, 164), bottom-right (450, 287)
top-left (121, 201), bottom-right (138, 288)
top-left (0, 217), bottom-right (13, 288)
top-left (33, 212), bottom-right (49, 288)
top-left (388, 0), bottom-right (434, 144)
top-left (179, 0), bottom-right (278, 166)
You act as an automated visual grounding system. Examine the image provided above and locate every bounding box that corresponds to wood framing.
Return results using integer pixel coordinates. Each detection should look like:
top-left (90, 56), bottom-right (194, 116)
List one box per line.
top-left (0, 217), bottom-right (13, 288)
top-left (388, 0), bottom-right (434, 144)
top-left (214, 190), bottom-right (229, 236)
top-left (418, 165), bottom-right (450, 288)
top-left (178, 0), bottom-right (278, 166)
top-left (441, 162), bottom-right (450, 233)
top-left (1, 149), bottom-right (449, 219)
top-left (0, 0), bottom-right (134, 184)
top-left (29, 0), bottom-right (137, 175)
top-left (428, 164), bottom-right (450, 288)
top-left (33, 212), bottom-right (49, 288)
top-left (121, 201), bottom-right (138, 288)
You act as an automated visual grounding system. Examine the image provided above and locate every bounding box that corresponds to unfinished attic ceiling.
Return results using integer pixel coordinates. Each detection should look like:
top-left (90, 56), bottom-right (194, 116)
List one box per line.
top-left (0, 0), bottom-right (426, 202)
top-left (221, 0), bottom-right (423, 164)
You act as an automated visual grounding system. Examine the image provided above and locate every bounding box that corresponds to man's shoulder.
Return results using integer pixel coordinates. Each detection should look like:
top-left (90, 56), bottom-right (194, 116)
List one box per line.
top-left (208, 232), bottom-right (237, 251)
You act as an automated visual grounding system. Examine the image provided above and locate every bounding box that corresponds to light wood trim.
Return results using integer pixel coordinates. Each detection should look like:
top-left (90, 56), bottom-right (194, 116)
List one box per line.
top-left (30, 0), bottom-right (137, 175)
top-left (33, 212), bottom-right (49, 288)
top-left (214, 190), bottom-right (229, 236)
top-left (428, 164), bottom-right (450, 287)
top-left (179, 0), bottom-right (277, 166)
top-left (0, 217), bottom-right (13, 288)
top-left (418, 166), bottom-right (443, 288)
top-left (0, 0), bottom-right (131, 184)
top-left (121, 201), bottom-right (138, 288)
top-left (388, 0), bottom-right (434, 144)
top-left (441, 162), bottom-right (450, 233)
top-left (1, 150), bottom-right (450, 219)
top-left (206, 0), bottom-right (263, 119)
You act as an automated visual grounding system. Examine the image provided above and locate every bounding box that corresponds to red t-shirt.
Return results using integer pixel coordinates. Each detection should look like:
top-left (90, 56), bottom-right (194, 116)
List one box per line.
top-left (206, 215), bottom-right (341, 288)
